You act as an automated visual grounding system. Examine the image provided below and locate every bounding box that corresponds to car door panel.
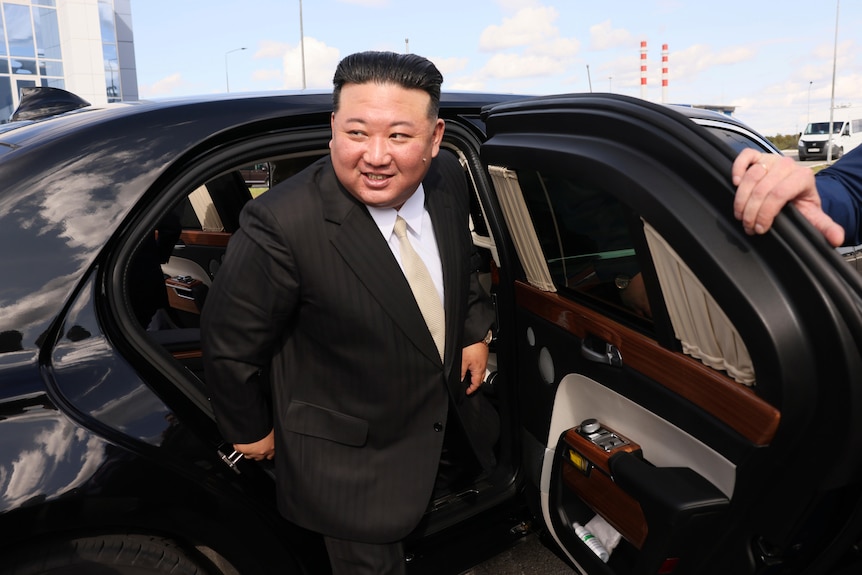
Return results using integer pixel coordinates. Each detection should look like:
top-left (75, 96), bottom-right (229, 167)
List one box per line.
top-left (478, 94), bottom-right (862, 574)
top-left (163, 253), bottom-right (214, 287)
top-left (161, 233), bottom-right (228, 317)
top-left (520, 295), bottom-right (738, 568)
top-left (516, 281), bottom-right (779, 446)
top-left (547, 370), bottom-right (736, 502)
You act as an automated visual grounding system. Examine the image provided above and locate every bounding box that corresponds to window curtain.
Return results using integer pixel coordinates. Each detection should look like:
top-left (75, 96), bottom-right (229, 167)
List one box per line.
top-left (643, 222), bottom-right (755, 386)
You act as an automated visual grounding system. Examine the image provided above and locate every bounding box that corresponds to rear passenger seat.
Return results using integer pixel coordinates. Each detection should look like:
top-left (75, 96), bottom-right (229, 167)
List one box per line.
top-left (148, 327), bottom-right (204, 382)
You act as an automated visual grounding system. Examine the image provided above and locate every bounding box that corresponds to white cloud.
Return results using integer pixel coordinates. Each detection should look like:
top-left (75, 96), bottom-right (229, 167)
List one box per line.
top-left (835, 75), bottom-right (862, 109)
top-left (432, 56), bottom-right (470, 79)
top-left (468, 2), bottom-right (579, 93)
top-left (482, 52), bottom-right (566, 80)
top-left (447, 50), bottom-right (570, 93)
top-left (256, 40), bottom-right (291, 59)
top-left (281, 36), bottom-right (342, 90)
top-left (668, 44), bottom-right (755, 82)
top-left (712, 46), bottom-right (756, 67)
top-left (588, 20), bottom-right (636, 51)
top-left (447, 76), bottom-right (488, 92)
top-left (140, 73), bottom-right (185, 98)
top-left (479, 5), bottom-right (560, 51)
top-left (529, 36), bottom-right (581, 58)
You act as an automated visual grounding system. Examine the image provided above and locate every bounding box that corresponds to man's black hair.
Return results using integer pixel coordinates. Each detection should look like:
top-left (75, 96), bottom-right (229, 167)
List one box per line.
top-left (332, 51), bottom-right (443, 118)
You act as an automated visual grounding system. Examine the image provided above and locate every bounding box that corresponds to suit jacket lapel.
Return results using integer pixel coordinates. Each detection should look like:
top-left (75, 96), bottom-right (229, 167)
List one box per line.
top-left (320, 160), bottom-right (443, 365)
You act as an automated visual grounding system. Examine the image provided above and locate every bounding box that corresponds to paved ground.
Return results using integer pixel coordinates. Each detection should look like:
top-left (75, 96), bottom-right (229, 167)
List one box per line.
top-left (459, 532), bottom-right (574, 574)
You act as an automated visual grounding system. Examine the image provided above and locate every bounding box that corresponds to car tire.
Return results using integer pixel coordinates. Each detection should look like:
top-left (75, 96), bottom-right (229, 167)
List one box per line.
top-left (798, 153), bottom-right (807, 161)
top-left (7, 533), bottom-right (217, 575)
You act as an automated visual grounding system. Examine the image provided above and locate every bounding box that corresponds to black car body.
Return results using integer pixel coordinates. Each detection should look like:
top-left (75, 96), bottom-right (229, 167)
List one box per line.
top-left (2, 88), bottom-right (862, 575)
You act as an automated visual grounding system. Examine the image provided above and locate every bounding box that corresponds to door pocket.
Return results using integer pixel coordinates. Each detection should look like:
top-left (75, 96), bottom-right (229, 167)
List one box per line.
top-left (559, 417), bottom-right (731, 569)
top-left (561, 420), bottom-right (648, 548)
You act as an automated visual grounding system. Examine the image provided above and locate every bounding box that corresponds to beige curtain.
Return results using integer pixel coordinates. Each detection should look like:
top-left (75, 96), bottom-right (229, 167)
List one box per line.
top-left (188, 185), bottom-right (225, 232)
top-left (488, 165), bottom-right (556, 292)
top-left (644, 222), bottom-right (755, 386)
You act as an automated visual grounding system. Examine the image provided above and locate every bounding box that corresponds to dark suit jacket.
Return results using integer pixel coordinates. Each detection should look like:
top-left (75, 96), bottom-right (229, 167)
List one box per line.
top-left (201, 152), bottom-right (495, 543)
top-left (818, 144), bottom-right (862, 246)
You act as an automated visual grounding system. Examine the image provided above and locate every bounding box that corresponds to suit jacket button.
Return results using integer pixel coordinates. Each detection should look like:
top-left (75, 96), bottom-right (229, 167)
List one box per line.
top-left (433, 422), bottom-right (444, 432)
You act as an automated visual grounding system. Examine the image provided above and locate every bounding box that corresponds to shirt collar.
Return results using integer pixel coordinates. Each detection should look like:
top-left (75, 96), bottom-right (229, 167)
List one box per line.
top-left (367, 184), bottom-right (426, 239)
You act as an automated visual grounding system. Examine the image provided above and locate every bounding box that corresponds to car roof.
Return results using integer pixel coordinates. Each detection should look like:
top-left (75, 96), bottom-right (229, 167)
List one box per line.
top-left (1, 89), bottom-right (518, 137)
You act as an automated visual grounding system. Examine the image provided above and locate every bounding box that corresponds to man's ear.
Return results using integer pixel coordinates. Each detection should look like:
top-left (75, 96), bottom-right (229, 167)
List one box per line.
top-left (430, 118), bottom-right (445, 156)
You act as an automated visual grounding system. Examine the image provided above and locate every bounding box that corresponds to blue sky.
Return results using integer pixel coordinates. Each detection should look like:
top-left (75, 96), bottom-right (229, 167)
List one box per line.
top-left (131, 0), bottom-right (861, 137)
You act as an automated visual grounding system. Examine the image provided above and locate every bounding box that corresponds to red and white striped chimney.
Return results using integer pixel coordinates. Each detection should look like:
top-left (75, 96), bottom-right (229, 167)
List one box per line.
top-left (661, 43), bottom-right (669, 103)
top-left (640, 41), bottom-right (647, 100)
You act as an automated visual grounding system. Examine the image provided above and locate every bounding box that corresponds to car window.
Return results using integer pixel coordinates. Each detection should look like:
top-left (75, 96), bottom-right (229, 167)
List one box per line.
top-left (243, 153), bottom-right (325, 198)
top-left (517, 169), bottom-right (654, 326)
top-left (488, 164), bottom-right (756, 387)
top-left (696, 122), bottom-right (777, 155)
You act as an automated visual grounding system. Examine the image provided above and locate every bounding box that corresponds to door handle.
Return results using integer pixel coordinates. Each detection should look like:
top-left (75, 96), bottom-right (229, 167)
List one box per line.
top-left (581, 337), bottom-right (622, 367)
top-left (217, 446), bottom-right (243, 474)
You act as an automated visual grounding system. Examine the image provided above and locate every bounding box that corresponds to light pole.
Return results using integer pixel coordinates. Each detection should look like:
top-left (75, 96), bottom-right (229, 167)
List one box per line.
top-left (827, 0), bottom-right (839, 164)
top-left (225, 47), bottom-right (246, 93)
top-left (807, 81), bottom-right (813, 126)
top-left (608, 76), bottom-right (612, 92)
top-left (298, 0), bottom-right (306, 90)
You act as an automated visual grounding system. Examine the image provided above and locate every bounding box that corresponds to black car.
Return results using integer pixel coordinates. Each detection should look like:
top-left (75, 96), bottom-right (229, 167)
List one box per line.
top-left (2, 87), bottom-right (862, 575)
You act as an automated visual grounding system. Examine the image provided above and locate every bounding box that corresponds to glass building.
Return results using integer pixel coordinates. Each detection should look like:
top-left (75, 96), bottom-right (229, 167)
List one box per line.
top-left (0, 0), bottom-right (137, 122)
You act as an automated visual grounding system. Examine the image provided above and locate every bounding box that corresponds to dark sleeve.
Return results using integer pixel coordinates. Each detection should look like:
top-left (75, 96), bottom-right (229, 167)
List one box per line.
top-left (200, 198), bottom-right (299, 443)
top-left (817, 146), bottom-right (862, 246)
top-left (463, 263), bottom-right (496, 345)
top-left (437, 152), bottom-right (495, 345)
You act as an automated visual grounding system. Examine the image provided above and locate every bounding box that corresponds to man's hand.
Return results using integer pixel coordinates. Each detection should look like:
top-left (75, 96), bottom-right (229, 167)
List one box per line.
top-left (461, 340), bottom-right (490, 395)
top-left (234, 429), bottom-right (275, 461)
top-left (732, 148), bottom-right (844, 247)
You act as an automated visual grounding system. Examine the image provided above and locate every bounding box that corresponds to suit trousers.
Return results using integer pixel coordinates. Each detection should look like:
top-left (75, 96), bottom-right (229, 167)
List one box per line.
top-left (324, 535), bottom-right (405, 575)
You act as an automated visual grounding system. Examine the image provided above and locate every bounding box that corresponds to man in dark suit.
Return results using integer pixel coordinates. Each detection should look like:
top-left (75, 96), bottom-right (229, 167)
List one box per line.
top-left (201, 51), bottom-right (496, 574)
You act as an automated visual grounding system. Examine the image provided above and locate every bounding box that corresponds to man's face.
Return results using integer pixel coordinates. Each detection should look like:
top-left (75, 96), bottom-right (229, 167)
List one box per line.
top-left (330, 82), bottom-right (445, 209)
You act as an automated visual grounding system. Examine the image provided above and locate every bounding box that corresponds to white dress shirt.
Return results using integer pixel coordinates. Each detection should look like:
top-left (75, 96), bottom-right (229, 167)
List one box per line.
top-left (366, 184), bottom-right (445, 307)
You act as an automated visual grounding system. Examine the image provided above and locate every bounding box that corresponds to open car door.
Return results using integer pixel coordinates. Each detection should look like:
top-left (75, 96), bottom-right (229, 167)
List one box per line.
top-left (478, 93), bottom-right (862, 574)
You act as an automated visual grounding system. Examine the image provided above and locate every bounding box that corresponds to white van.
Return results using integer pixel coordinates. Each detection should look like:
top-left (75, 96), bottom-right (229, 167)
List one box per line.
top-left (798, 118), bottom-right (862, 161)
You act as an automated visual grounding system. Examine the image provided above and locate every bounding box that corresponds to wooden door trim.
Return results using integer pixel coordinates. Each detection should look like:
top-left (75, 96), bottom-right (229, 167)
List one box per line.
top-left (180, 230), bottom-right (231, 247)
top-left (516, 281), bottom-right (780, 445)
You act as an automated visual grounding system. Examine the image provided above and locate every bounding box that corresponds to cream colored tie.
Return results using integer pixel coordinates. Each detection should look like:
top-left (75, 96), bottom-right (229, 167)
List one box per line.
top-left (394, 216), bottom-right (445, 360)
